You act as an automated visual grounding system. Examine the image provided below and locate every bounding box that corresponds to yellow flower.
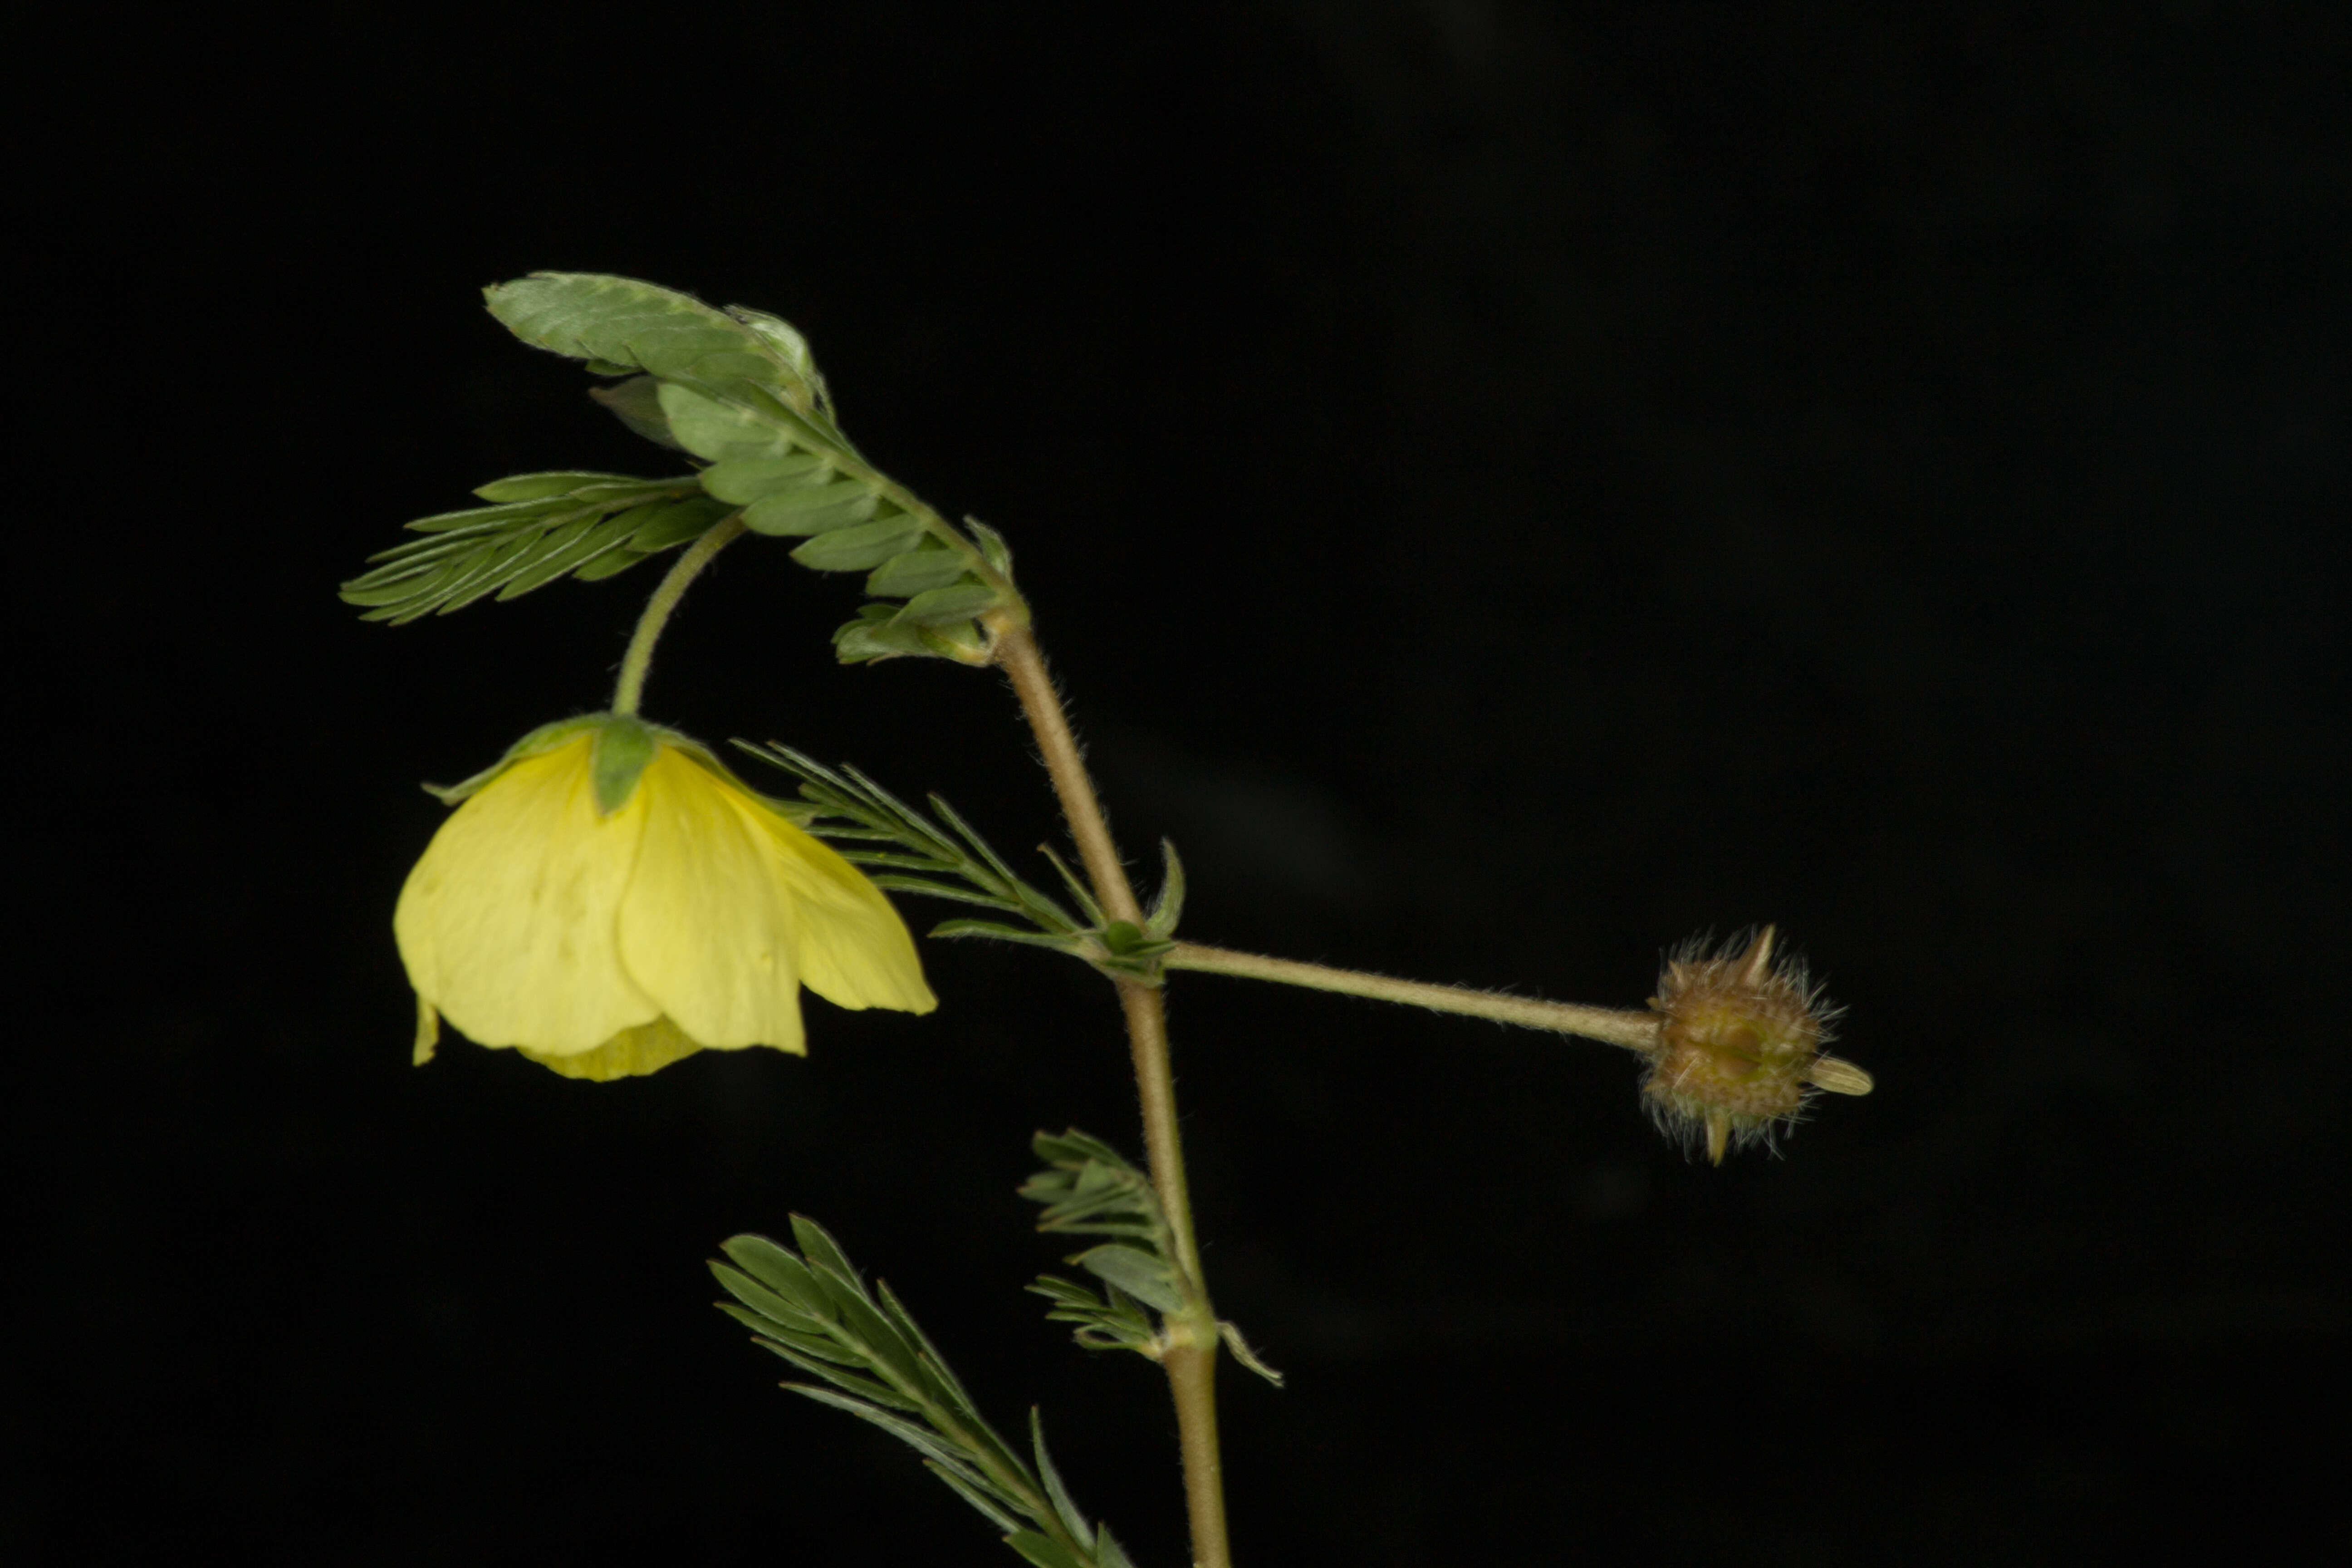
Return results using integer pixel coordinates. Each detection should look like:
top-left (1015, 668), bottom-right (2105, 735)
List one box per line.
top-left (395, 716), bottom-right (936, 1080)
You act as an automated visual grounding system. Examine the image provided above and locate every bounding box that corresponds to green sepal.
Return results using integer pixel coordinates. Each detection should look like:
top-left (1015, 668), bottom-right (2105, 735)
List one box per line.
top-left (590, 714), bottom-right (661, 815)
top-left (419, 715), bottom-right (604, 805)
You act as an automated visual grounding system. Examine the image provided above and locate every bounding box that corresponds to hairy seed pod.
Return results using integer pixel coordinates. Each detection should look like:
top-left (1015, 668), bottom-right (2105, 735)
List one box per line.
top-left (1642, 926), bottom-right (1871, 1164)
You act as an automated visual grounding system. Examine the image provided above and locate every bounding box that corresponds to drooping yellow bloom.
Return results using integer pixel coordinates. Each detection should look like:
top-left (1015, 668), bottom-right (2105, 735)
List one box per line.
top-left (396, 717), bottom-right (935, 1080)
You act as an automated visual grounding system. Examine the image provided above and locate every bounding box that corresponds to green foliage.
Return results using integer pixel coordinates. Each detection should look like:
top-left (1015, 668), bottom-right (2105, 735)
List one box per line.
top-left (487, 272), bottom-right (1020, 662)
top-left (339, 474), bottom-right (728, 622)
top-left (742, 743), bottom-right (1188, 980)
top-left (1021, 1132), bottom-right (1284, 1386)
top-left (345, 273), bottom-right (1023, 656)
top-left (712, 1220), bottom-right (1134, 1568)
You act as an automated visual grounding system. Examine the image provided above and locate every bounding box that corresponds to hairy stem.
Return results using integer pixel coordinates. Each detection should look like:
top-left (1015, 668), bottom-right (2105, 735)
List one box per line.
top-left (1166, 943), bottom-right (1662, 1054)
top-left (991, 620), bottom-right (1232, 1568)
top-left (611, 515), bottom-right (747, 716)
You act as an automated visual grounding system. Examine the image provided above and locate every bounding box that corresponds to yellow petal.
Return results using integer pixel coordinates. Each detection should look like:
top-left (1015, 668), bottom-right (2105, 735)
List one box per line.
top-left (746, 792), bottom-right (937, 1016)
top-left (520, 1015), bottom-right (706, 1081)
top-left (394, 736), bottom-right (661, 1054)
top-left (615, 749), bottom-right (809, 1052)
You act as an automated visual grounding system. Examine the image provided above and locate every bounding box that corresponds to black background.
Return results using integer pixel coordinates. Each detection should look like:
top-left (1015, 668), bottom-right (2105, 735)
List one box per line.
top-left (19, 2), bottom-right (2349, 1563)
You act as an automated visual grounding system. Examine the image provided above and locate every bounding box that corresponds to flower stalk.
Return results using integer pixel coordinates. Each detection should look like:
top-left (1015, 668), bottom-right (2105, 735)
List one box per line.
top-left (612, 515), bottom-right (746, 715)
top-left (988, 617), bottom-right (1233, 1568)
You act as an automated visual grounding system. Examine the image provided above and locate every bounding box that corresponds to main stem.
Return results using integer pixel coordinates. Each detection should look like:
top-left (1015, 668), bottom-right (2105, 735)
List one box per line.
top-left (992, 621), bottom-right (1231, 1568)
top-left (611, 516), bottom-right (747, 715)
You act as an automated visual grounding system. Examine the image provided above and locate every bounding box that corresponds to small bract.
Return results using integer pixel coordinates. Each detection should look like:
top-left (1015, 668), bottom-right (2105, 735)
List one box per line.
top-left (395, 715), bottom-right (935, 1080)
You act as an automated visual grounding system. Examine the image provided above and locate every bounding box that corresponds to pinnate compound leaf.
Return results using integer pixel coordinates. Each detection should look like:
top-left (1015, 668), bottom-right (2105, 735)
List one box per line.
top-left (711, 1220), bottom-right (1131, 1563)
top-left (342, 474), bottom-right (715, 622)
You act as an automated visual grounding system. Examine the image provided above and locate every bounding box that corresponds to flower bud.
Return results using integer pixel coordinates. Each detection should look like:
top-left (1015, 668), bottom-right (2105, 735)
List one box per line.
top-left (1641, 926), bottom-right (1870, 1164)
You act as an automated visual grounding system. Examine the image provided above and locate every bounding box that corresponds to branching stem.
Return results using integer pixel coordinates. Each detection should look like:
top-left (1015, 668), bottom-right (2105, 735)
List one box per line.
top-left (611, 515), bottom-right (747, 716)
top-left (1166, 943), bottom-right (1663, 1054)
top-left (990, 618), bottom-right (1232, 1568)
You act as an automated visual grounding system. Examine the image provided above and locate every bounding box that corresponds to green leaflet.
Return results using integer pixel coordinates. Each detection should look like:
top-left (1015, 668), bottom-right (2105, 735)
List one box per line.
top-left (744, 480), bottom-right (880, 537)
top-left (790, 514), bottom-right (927, 571)
top-left (656, 382), bottom-right (794, 462)
top-left (472, 470), bottom-right (639, 502)
top-left (700, 452), bottom-right (831, 503)
top-left (867, 544), bottom-right (973, 597)
top-left (623, 495), bottom-right (737, 554)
